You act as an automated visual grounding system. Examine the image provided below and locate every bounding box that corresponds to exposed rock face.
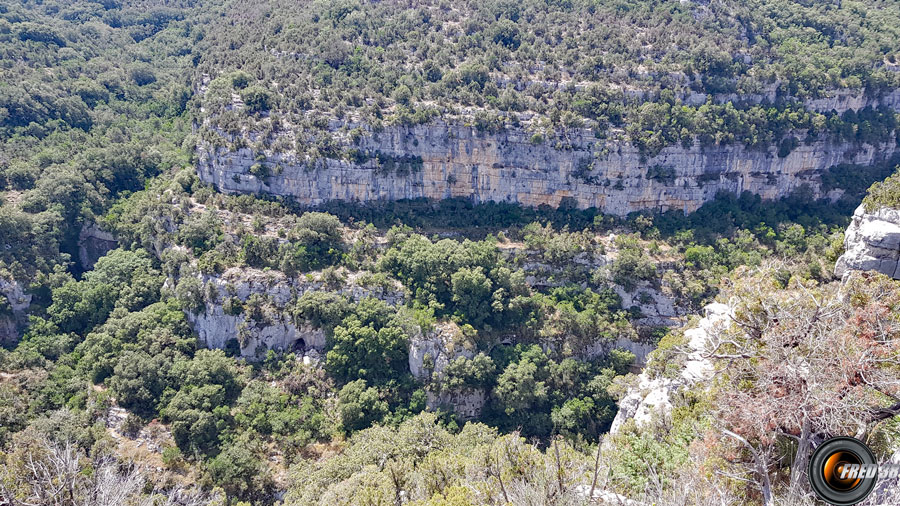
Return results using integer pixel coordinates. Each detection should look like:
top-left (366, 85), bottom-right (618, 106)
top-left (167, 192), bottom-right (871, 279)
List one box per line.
top-left (197, 121), bottom-right (898, 216)
top-left (803, 88), bottom-right (900, 115)
top-left (408, 321), bottom-right (473, 380)
top-left (426, 389), bottom-right (486, 420)
top-left (78, 222), bottom-right (118, 271)
top-left (581, 336), bottom-right (656, 371)
top-left (609, 302), bottom-right (731, 434)
top-left (613, 280), bottom-right (686, 329)
top-left (186, 267), bottom-right (404, 358)
top-left (407, 321), bottom-right (487, 419)
top-left (188, 307), bottom-right (328, 360)
top-left (0, 278), bottom-right (32, 344)
top-left (835, 204), bottom-right (900, 280)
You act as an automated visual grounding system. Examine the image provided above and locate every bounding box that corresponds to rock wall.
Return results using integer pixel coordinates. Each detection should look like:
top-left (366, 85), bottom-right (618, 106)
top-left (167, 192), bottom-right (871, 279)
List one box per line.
top-left (610, 302), bottom-right (731, 434)
top-left (407, 321), bottom-right (488, 419)
top-left (0, 278), bottom-right (32, 344)
top-left (78, 222), bottom-right (118, 271)
top-left (803, 88), bottom-right (900, 116)
top-left (186, 267), bottom-right (494, 416)
top-left (408, 321), bottom-right (473, 380)
top-left (426, 389), bottom-right (486, 420)
top-left (197, 121), bottom-right (898, 216)
top-left (613, 280), bottom-right (686, 329)
top-left (185, 267), bottom-right (405, 358)
top-left (835, 204), bottom-right (900, 280)
top-left (624, 85), bottom-right (900, 116)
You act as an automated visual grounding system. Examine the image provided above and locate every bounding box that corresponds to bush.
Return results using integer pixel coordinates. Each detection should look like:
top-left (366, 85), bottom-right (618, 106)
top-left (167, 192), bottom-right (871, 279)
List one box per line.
top-left (130, 65), bottom-right (156, 86)
top-left (241, 86), bottom-right (272, 113)
top-left (338, 379), bottom-right (388, 433)
top-left (863, 167), bottom-right (900, 211)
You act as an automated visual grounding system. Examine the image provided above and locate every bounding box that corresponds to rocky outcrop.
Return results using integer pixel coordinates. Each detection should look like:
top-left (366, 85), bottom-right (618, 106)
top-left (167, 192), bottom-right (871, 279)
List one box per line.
top-left (185, 267), bottom-right (404, 358)
top-left (408, 321), bottom-right (473, 380)
top-left (426, 389), bottom-right (486, 420)
top-left (78, 222), bottom-right (118, 271)
top-left (197, 121), bottom-right (898, 216)
top-left (613, 280), bottom-right (686, 329)
top-left (804, 88), bottom-right (900, 116)
top-left (581, 335), bottom-right (656, 371)
top-left (407, 321), bottom-right (488, 419)
top-left (835, 204), bottom-right (900, 280)
top-left (0, 278), bottom-right (32, 344)
top-left (188, 306), bottom-right (328, 360)
top-left (609, 302), bottom-right (731, 434)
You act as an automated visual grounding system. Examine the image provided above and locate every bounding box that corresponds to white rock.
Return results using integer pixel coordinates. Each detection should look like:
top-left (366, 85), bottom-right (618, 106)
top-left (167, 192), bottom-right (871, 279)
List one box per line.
top-left (407, 321), bottom-right (473, 380)
top-left (835, 204), bottom-right (900, 280)
top-left (186, 267), bottom-right (404, 360)
top-left (610, 303), bottom-right (731, 434)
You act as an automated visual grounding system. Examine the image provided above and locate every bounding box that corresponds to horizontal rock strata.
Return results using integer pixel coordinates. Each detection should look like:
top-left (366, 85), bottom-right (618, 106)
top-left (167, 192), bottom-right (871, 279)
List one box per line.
top-left (197, 122), bottom-right (898, 216)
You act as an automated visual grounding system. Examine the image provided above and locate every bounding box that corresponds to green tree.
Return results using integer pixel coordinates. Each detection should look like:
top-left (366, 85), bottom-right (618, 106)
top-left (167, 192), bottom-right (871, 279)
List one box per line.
top-left (109, 351), bottom-right (174, 417)
top-left (206, 435), bottom-right (275, 501)
top-left (451, 267), bottom-right (493, 327)
top-left (337, 379), bottom-right (388, 432)
top-left (241, 85), bottom-right (272, 113)
top-left (325, 299), bottom-right (409, 384)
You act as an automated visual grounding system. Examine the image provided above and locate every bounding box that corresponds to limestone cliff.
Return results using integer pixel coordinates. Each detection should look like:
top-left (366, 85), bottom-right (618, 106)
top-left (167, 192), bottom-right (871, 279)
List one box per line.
top-left (609, 302), bottom-right (731, 434)
top-left (407, 321), bottom-right (488, 419)
top-left (185, 267), bottom-right (405, 358)
top-left (187, 266), bottom-right (495, 416)
top-left (0, 278), bottom-right (32, 344)
top-left (197, 121), bottom-right (898, 216)
top-left (835, 204), bottom-right (900, 280)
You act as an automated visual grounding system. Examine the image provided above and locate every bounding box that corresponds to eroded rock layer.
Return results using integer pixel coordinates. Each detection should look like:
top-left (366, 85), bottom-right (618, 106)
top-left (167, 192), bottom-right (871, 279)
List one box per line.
top-left (610, 303), bottom-right (731, 434)
top-left (197, 122), bottom-right (897, 216)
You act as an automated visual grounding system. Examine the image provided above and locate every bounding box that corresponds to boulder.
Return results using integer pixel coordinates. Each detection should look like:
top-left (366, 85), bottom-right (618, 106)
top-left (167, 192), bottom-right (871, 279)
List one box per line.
top-left (835, 204), bottom-right (900, 280)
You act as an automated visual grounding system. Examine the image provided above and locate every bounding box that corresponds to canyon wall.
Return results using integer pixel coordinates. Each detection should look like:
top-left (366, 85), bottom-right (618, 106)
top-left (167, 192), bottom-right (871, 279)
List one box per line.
top-left (0, 278), bottom-right (31, 344)
top-left (197, 121), bottom-right (898, 216)
top-left (184, 267), bottom-right (405, 358)
top-left (835, 204), bottom-right (900, 280)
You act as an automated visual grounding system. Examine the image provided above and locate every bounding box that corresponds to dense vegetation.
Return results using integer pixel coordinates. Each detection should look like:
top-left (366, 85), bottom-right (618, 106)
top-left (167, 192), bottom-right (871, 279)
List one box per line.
top-left (0, 160), bottom-right (858, 503)
top-left (0, 0), bottom-right (200, 284)
top-left (2, 0), bottom-right (900, 505)
top-left (196, 0), bottom-right (900, 159)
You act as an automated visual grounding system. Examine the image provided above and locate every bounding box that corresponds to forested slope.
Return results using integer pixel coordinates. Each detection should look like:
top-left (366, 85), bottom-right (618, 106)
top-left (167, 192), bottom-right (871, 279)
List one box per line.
top-left (190, 0), bottom-right (900, 214)
top-left (1, 1), bottom-right (900, 505)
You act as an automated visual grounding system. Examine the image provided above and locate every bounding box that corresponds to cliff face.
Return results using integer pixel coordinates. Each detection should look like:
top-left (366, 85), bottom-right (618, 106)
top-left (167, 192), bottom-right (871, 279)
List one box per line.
top-left (186, 267), bottom-right (405, 358)
top-left (197, 122), bottom-right (897, 216)
top-left (187, 267), bottom-right (493, 416)
top-left (407, 321), bottom-right (487, 419)
top-left (78, 222), bottom-right (118, 271)
top-left (0, 278), bottom-right (32, 344)
top-left (835, 204), bottom-right (900, 280)
top-left (609, 303), bottom-right (731, 434)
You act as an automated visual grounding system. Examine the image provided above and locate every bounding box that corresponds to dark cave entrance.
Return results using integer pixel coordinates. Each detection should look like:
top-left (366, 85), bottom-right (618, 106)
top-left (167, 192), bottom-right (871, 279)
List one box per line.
top-left (292, 338), bottom-right (307, 354)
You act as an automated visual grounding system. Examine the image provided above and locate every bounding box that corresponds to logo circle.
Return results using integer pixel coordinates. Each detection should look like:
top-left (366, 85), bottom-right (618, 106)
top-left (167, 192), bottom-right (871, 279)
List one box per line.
top-left (809, 437), bottom-right (878, 505)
